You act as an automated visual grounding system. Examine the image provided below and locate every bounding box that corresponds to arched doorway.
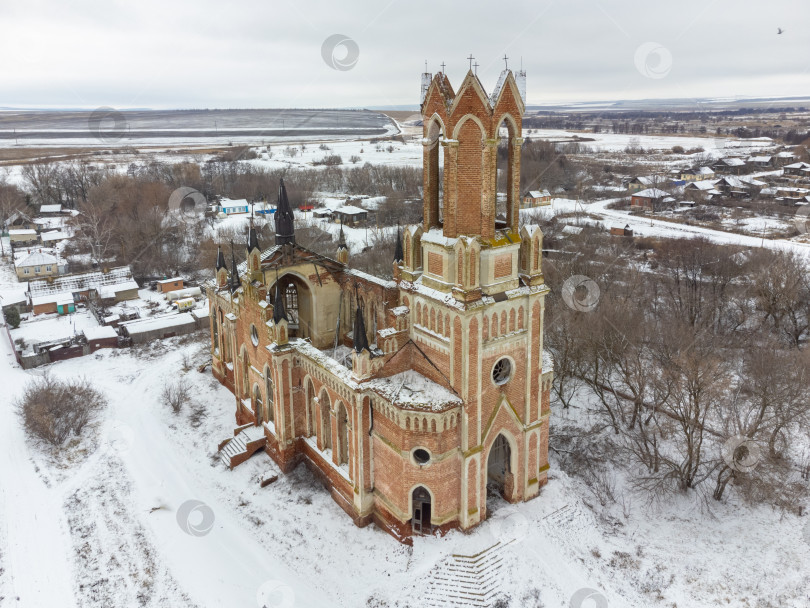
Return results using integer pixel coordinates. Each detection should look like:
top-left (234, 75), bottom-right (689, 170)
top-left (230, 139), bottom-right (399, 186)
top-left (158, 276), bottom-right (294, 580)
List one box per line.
top-left (412, 486), bottom-right (432, 535)
top-left (320, 390), bottom-right (332, 450)
top-left (486, 434), bottom-right (513, 511)
top-left (424, 117), bottom-right (445, 228)
top-left (336, 402), bottom-right (349, 466)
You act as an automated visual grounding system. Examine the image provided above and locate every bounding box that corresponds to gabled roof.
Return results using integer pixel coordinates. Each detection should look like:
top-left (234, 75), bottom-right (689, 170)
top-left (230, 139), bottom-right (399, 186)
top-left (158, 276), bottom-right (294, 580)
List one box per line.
top-left (633, 188), bottom-right (669, 198)
top-left (16, 251), bottom-right (57, 267)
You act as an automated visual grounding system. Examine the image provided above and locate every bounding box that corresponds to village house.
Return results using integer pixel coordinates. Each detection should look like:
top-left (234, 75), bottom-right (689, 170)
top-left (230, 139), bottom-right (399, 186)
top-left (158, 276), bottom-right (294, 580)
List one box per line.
top-left (711, 157), bottom-right (747, 175)
top-left (38, 203), bottom-right (65, 215)
top-left (333, 205), bottom-right (368, 225)
top-left (521, 190), bottom-right (551, 207)
top-left (218, 199), bottom-right (250, 215)
top-left (783, 161), bottom-right (810, 178)
top-left (14, 250), bottom-right (61, 280)
top-left (626, 175), bottom-right (657, 191)
top-left (746, 155), bottom-right (775, 170)
top-left (207, 66), bottom-right (552, 541)
top-left (156, 277), bottom-right (185, 293)
top-left (683, 179), bottom-right (721, 201)
top-left (714, 176), bottom-right (766, 199)
top-left (8, 229), bottom-right (39, 245)
top-left (679, 166), bottom-right (715, 182)
top-left (630, 187), bottom-right (671, 211)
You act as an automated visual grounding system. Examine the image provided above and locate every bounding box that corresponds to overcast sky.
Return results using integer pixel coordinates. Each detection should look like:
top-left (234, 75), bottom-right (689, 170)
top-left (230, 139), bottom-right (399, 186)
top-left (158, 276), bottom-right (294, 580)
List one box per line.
top-left (2, 0), bottom-right (808, 109)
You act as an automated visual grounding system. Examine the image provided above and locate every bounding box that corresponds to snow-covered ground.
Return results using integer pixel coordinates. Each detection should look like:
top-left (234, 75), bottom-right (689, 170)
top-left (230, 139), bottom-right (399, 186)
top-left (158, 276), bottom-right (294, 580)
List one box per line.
top-left (528, 197), bottom-right (810, 259)
top-left (1, 324), bottom-right (809, 607)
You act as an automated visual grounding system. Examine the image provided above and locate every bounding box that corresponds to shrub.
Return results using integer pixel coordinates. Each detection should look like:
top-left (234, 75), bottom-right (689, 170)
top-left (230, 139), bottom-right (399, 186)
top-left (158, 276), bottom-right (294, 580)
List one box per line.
top-left (16, 375), bottom-right (107, 446)
top-left (4, 307), bottom-right (20, 329)
top-left (312, 154), bottom-right (342, 166)
top-left (349, 155), bottom-right (361, 164)
top-left (162, 379), bottom-right (191, 414)
top-left (671, 145), bottom-right (685, 154)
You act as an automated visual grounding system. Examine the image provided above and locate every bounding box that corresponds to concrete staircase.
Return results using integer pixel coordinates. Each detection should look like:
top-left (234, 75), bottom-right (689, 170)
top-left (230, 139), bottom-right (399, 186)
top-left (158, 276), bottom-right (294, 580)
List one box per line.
top-left (423, 540), bottom-right (513, 608)
top-left (218, 425), bottom-right (267, 469)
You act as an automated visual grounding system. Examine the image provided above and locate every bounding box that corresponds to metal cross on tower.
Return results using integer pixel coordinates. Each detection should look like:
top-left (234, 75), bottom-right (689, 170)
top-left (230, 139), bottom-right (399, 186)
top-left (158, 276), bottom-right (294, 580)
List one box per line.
top-left (473, 61), bottom-right (479, 75)
top-left (467, 54), bottom-right (474, 70)
top-left (503, 54), bottom-right (509, 69)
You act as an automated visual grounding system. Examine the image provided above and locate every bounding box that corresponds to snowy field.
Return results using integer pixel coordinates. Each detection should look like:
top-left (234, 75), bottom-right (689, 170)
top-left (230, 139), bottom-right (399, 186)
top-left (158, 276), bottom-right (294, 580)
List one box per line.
top-left (1, 322), bottom-right (809, 607)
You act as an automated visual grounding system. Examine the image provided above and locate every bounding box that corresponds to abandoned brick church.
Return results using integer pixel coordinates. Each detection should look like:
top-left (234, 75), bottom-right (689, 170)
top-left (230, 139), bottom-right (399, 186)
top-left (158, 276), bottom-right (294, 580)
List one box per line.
top-left (208, 65), bottom-right (552, 541)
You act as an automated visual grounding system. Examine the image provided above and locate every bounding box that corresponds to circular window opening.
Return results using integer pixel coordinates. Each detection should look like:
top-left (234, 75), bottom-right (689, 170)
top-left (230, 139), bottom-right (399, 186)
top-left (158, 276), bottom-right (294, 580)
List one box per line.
top-left (492, 358), bottom-right (512, 385)
top-left (413, 448), bottom-right (431, 465)
top-left (250, 324), bottom-right (259, 346)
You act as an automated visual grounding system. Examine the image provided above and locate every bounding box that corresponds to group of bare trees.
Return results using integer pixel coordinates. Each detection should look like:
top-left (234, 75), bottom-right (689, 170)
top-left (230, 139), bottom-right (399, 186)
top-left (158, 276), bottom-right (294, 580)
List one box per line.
top-left (544, 228), bottom-right (810, 510)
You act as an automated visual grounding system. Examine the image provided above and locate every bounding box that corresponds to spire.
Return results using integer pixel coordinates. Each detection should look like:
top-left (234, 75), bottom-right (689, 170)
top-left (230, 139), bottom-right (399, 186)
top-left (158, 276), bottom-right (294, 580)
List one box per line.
top-left (247, 208), bottom-right (260, 253)
top-left (273, 280), bottom-right (287, 324)
top-left (352, 294), bottom-right (369, 353)
top-left (215, 244), bottom-right (226, 270)
top-left (229, 241), bottom-right (240, 292)
top-left (274, 178), bottom-right (295, 246)
top-left (393, 225), bottom-right (403, 263)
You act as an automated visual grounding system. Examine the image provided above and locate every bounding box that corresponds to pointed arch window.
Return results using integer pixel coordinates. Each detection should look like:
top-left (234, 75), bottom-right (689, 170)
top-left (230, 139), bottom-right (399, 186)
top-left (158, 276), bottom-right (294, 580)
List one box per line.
top-left (285, 283), bottom-right (299, 325)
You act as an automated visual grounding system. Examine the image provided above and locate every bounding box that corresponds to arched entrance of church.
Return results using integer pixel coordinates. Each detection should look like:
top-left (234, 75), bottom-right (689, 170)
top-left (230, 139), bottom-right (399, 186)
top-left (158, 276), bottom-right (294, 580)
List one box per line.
top-left (411, 486), bottom-right (432, 535)
top-left (486, 433), bottom-right (513, 513)
top-left (270, 274), bottom-right (313, 341)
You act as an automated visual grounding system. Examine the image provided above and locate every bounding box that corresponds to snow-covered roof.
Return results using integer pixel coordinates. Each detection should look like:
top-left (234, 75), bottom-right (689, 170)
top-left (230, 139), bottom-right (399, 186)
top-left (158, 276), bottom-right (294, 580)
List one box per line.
top-left (82, 326), bottom-right (118, 341)
top-left (219, 199), bottom-right (249, 209)
top-left (685, 180), bottom-right (719, 191)
top-left (9, 229), bottom-right (37, 235)
top-left (16, 251), bottom-right (57, 267)
top-left (526, 190), bottom-right (550, 198)
top-left (718, 158), bottom-right (746, 166)
top-left (157, 277), bottom-right (183, 284)
top-left (633, 188), bottom-right (669, 198)
top-left (40, 230), bottom-right (68, 242)
top-left (121, 313), bottom-right (195, 335)
top-left (747, 156), bottom-right (772, 163)
top-left (334, 205), bottom-right (367, 215)
top-left (39, 204), bottom-right (62, 213)
top-left (365, 370), bottom-right (461, 411)
top-left (697, 167), bottom-right (715, 175)
top-left (784, 162), bottom-right (810, 169)
top-left (561, 225), bottom-right (584, 235)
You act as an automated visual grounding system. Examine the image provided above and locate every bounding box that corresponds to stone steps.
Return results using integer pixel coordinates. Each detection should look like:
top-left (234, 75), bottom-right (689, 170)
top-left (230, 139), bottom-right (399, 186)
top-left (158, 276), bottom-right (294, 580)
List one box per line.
top-left (422, 540), bottom-right (513, 608)
top-left (218, 426), bottom-right (266, 469)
